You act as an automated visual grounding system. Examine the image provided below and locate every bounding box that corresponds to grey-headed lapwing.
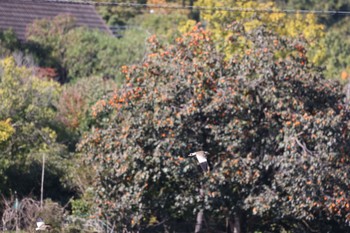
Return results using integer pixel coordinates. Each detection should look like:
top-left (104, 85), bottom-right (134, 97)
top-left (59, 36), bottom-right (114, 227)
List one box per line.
top-left (36, 218), bottom-right (52, 231)
top-left (188, 151), bottom-right (210, 173)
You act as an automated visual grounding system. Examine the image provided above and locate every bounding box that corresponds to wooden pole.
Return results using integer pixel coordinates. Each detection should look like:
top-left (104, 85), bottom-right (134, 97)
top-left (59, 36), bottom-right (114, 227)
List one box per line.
top-left (40, 153), bottom-right (45, 208)
top-left (15, 191), bottom-right (18, 232)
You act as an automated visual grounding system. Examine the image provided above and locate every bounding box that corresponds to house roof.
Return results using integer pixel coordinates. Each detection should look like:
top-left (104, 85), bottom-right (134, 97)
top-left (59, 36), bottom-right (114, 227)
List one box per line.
top-left (0, 0), bottom-right (112, 40)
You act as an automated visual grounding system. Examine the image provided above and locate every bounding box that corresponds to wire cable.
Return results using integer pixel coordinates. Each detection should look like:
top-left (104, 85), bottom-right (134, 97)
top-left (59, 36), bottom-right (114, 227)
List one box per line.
top-left (39, 0), bottom-right (350, 15)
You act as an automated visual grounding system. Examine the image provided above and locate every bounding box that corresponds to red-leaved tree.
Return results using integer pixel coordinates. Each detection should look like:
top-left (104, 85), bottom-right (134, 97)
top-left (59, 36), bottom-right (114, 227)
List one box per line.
top-left (79, 23), bottom-right (350, 233)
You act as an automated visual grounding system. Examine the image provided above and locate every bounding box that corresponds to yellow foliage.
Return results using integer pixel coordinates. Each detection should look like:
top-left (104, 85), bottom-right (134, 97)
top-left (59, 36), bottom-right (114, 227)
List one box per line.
top-left (0, 56), bottom-right (61, 98)
top-left (180, 0), bottom-right (325, 61)
top-left (281, 13), bottom-right (324, 43)
top-left (0, 118), bottom-right (15, 143)
top-left (1, 57), bottom-right (30, 80)
top-left (0, 56), bottom-right (61, 130)
top-left (178, 19), bottom-right (197, 34)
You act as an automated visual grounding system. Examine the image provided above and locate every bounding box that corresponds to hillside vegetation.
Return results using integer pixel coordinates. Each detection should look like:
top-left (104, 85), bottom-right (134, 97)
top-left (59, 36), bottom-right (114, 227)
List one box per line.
top-left (1, 0), bottom-right (350, 232)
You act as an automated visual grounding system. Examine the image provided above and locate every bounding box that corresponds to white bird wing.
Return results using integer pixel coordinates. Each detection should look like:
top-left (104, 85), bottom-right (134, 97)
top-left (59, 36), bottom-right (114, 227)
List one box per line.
top-left (36, 221), bottom-right (44, 228)
top-left (196, 154), bottom-right (207, 163)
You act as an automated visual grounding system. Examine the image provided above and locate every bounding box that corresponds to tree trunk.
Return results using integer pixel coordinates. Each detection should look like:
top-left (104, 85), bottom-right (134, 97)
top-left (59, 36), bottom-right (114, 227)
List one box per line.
top-left (195, 187), bottom-right (205, 233)
top-left (228, 214), bottom-right (242, 233)
top-left (195, 209), bottom-right (204, 233)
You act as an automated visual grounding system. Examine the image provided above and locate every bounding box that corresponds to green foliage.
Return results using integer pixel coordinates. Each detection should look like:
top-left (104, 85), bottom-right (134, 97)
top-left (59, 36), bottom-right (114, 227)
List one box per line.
top-left (279, 0), bottom-right (350, 26)
top-left (128, 12), bottom-right (189, 42)
top-left (0, 56), bottom-right (76, 202)
top-left (63, 27), bottom-right (144, 81)
top-left (70, 186), bottom-right (96, 217)
top-left (71, 199), bottom-right (91, 217)
top-left (26, 14), bottom-right (145, 82)
top-left (282, 0), bottom-right (349, 11)
top-left (0, 29), bottom-right (20, 56)
top-left (26, 14), bottom-right (76, 81)
top-left (117, 28), bottom-right (148, 68)
top-left (96, 0), bottom-right (147, 26)
top-left (80, 24), bottom-right (350, 232)
top-left (314, 18), bottom-right (350, 81)
top-left (56, 76), bottom-right (118, 150)
top-left (0, 56), bottom-right (60, 133)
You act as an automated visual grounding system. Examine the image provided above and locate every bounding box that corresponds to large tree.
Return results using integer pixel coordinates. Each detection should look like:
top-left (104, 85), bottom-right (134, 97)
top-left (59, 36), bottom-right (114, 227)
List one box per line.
top-left (80, 23), bottom-right (350, 232)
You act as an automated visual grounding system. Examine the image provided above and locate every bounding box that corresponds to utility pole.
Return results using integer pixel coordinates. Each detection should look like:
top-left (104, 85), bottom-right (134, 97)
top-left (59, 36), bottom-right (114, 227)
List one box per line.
top-left (40, 152), bottom-right (45, 208)
top-left (37, 130), bottom-right (50, 209)
top-left (14, 191), bottom-right (19, 232)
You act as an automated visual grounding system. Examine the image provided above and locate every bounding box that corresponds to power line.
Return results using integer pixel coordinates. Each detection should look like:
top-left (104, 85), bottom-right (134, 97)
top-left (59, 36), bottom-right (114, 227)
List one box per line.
top-left (41, 0), bottom-right (350, 15)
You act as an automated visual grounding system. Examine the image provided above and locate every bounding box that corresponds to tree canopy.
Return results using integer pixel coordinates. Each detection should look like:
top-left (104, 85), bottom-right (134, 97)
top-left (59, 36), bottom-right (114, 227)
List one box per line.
top-left (3, 1), bottom-right (350, 232)
top-left (79, 23), bottom-right (350, 232)
top-left (181, 0), bottom-right (324, 61)
top-left (26, 14), bottom-right (146, 82)
top-left (0, 56), bottom-right (76, 202)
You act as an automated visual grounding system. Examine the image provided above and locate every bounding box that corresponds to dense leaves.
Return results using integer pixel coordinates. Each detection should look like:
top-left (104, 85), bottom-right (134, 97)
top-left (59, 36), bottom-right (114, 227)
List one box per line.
top-left (26, 15), bottom-right (146, 82)
top-left (314, 18), bottom-right (350, 81)
top-left (186, 0), bottom-right (324, 61)
top-left (0, 119), bottom-right (14, 144)
top-left (278, 0), bottom-right (350, 26)
top-left (96, 0), bottom-right (147, 26)
top-left (176, 0), bottom-right (350, 81)
top-left (0, 57), bottom-right (76, 202)
top-left (128, 12), bottom-right (188, 42)
top-left (0, 29), bottom-right (21, 56)
top-left (3, 1), bottom-right (350, 231)
top-left (80, 23), bottom-right (350, 232)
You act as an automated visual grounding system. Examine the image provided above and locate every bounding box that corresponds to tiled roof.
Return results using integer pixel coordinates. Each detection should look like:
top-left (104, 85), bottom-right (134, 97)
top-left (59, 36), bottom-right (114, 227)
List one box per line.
top-left (0, 0), bottom-right (111, 40)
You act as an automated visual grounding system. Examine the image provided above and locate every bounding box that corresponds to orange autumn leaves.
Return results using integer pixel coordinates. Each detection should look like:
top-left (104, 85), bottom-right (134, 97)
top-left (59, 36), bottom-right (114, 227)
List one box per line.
top-left (92, 25), bottom-right (217, 120)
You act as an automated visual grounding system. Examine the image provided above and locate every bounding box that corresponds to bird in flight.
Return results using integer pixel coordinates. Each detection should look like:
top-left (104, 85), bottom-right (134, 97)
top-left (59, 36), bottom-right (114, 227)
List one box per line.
top-left (36, 218), bottom-right (52, 231)
top-left (188, 151), bottom-right (210, 173)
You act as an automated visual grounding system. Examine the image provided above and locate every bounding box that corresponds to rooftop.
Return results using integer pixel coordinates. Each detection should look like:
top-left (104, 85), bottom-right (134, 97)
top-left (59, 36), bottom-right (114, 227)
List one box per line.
top-left (0, 0), bottom-right (111, 40)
